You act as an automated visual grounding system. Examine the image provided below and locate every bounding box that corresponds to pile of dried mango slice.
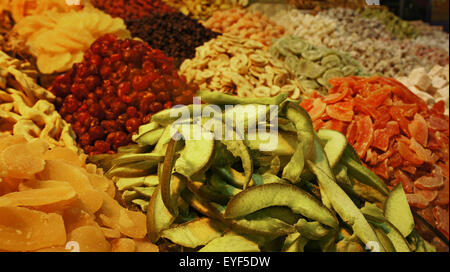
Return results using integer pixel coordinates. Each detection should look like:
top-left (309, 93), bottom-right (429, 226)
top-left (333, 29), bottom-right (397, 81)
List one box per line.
top-left (91, 92), bottom-right (435, 252)
top-left (270, 35), bottom-right (365, 96)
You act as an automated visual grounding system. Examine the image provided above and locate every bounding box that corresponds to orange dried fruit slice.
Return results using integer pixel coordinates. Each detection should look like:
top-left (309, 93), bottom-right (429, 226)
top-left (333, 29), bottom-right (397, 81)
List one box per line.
top-left (0, 206), bottom-right (66, 252)
top-left (434, 179), bottom-right (449, 206)
top-left (406, 193), bottom-right (429, 209)
top-left (68, 225), bottom-right (111, 252)
top-left (415, 188), bottom-right (438, 203)
top-left (111, 238), bottom-right (136, 252)
top-left (353, 115), bottom-right (374, 158)
top-left (397, 141), bottom-right (423, 166)
top-left (61, 199), bottom-right (97, 234)
top-left (408, 113), bottom-right (428, 147)
top-left (0, 186), bottom-right (77, 212)
top-left (394, 170), bottom-right (414, 194)
top-left (0, 140), bottom-right (46, 179)
top-left (37, 160), bottom-right (103, 213)
top-left (134, 239), bottom-right (159, 252)
top-left (43, 147), bottom-right (83, 168)
top-left (308, 99), bottom-right (326, 121)
top-left (97, 192), bottom-right (147, 239)
top-left (414, 176), bottom-right (444, 190)
top-left (433, 206), bottom-right (449, 239)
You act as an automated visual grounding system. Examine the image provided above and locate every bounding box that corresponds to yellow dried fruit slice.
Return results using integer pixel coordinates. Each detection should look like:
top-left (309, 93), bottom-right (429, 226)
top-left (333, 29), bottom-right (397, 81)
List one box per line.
top-left (98, 192), bottom-right (147, 239)
top-left (0, 206), bottom-right (66, 252)
top-left (0, 140), bottom-right (46, 179)
top-left (68, 225), bottom-right (111, 252)
top-left (0, 186), bottom-right (77, 212)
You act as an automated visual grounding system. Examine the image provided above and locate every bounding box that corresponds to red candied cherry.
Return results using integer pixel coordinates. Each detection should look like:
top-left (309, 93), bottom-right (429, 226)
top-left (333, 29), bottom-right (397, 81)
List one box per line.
top-left (118, 82), bottom-right (132, 103)
top-left (125, 117), bottom-right (141, 133)
top-left (110, 99), bottom-right (127, 115)
top-left (126, 106), bottom-right (138, 118)
top-left (94, 140), bottom-right (110, 153)
top-left (174, 96), bottom-right (184, 105)
top-left (104, 110), bottom-right (116, 120)
top-left (100, 66), bottom-right (113, 78)
top-left (79, 133), bottom-right (92, 146)
top-left (83, 145), bottom-right (96, 155)
top-left (139, 93), bottom-right (156, 112)
top-left (157, 91), bottom-right (169, 103)
top-left (132, 75), bottom-right (150, 92)
top-left (117, 114), bottom-right (129, 128)
top-left (101, 120), bottom-right (120, 133)
top-left (88, 103), bottom-right (105, 119)
top-left (151, 78), bottom-right (166, 93)
top-left (72, 121), bottom-right (86, 135)
top-left (142, 114), bottom-right (152, 124)
top-left (109, 53), bottom-right (122, 63)
top-left (88, 126), bottom-right (105, 141)
top-left (164, 101), bottom-right (173, 109)
top-left (117, 65), bottom-right (130, 79)
top-left (63, 94), bottom-right (81, 113)
top-left (76, 111), bottom-right (91, 125)
top-left (71, 83), bottom-right (89, 100)
top-left (149, 102), bottom-right (163, 113)
top-left (64, 114), bottom-right (74, 123)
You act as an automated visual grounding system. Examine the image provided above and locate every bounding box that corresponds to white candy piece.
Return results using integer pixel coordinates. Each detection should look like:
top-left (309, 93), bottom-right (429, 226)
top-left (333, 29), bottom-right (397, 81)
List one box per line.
top-left (428, 65), bottom-right (444, 78)
top-left (431, 76), bottom-right (448, 90)
top-left (409, 67), bottom-right (432, 91)
top-left (436, 85), bottom-right (449, 100)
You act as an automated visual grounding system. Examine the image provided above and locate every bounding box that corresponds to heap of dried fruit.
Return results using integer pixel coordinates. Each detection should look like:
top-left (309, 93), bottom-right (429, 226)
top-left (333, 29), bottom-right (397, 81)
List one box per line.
top-left (1, 0), bottom-right (84, 23)
top-left (91, 0), bottom-right (176, 20)
top-left (126, 12), bottom-right (220, 68)
top-left (202, 8), bottom-right (285, 48)
top-left (11, 6), bottom-right (131, 74)
top-left (359, 7), bottom-right (419, 39)
top-left (49, 34), bottom-right (198, 156)
top-left (179, 34), bottom-right (302, 100)
top-left (90, 92), bottom-right (436, 252)
top-left (270, 35), bottom-right (365, 96)
top-left (300, 76), bottom-right (449, 246)
top-left (0, 134), bottom-right (157, 252)
top-left (288, 0), bottom-right (367, 11)
top-left (162, 0), bottom-right (247, 20)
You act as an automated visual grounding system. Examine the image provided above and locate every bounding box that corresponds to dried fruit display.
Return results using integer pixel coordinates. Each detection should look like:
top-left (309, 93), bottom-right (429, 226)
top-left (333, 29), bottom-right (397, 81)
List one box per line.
top-left (180, 34), bottom-right (302, 100)
top-left (90, 92), bottom-right (436, 252)
top-left (397, 65), bottom-right (449, 116)
top-left (410, 21), bottom-right (449, 52)
top-left (300, 76), bottom-right (449, 244)
top-left (11, 6), bottom-right (131, 74)
top-left (270, 35), bottom-right (365, 95)
top-left (0, 0), bottom-right (83, 23)
top-left (91, 0), bottom-right (177, 20)
top-left (359, 7), bottom-right (419, 39)
top-left (202, 8), bottom-right (285, 48)
top-left (0, 50), bottom-right (77, 150)
top-left (288, 0), bottom-right (367, 10)
top-left (269, 7), bottom-right (449, 78)
top-left (317, 8), bottom-right (449, 77)
top-left (126, 12), bottom-right (220, 68)
top-left (162, 0), bottom-right (247, 20)
top-left (48, 34), bottom-right (198, 156)
top-left (0, 134), bottom-right (157, 252)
